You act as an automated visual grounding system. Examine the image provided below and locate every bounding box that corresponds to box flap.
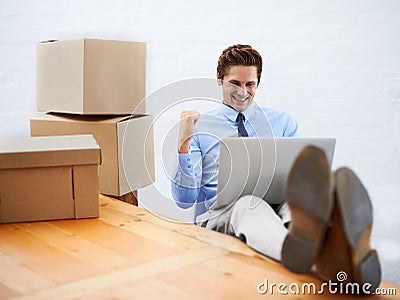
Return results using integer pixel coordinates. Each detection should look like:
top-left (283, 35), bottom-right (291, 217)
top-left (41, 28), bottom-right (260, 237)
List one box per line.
top-left (31, 113), bottom-right (132, 124)
top-left (30, 113), bottom-right (151, 124)
top-left (39, 39), bottom-right (59, 43)
top-left (0, 134), bottom-right (101, 170)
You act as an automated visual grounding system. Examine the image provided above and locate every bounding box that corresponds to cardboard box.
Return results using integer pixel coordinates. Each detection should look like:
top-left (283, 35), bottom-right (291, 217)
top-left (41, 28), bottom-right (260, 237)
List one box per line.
top-left (0, 134), bottom-right (101, 223)
top-left (30, 113), bottom-right (155, 197)
top-left (36, 39), bottom-right (146, 115)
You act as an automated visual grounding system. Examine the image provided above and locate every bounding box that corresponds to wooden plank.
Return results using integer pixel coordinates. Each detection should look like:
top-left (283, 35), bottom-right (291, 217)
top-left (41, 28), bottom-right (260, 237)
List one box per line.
top-left (10, 247), bottom-right (225, 300)
top-left (0, 283), bottom-right (20, 300)
top-left (156, 260), bottom-right (265, 299)
top-left (149, 251), bottom-right (303, 299)
top-left (49, 218), bottom-right (178, 263)
top-left (19, 222), bottom-right (134, 271)
top-left (0, 250), bottom-right (55, 295)
top-left (100, 195), bottom-right (182, 228)
top-left (0, 251), bottom-right (56, 299)
top-left (81, 278), bottom-right (193, 300)
top-left (99, 202), bottom-right (213, 251)
top-left (155, 252), bottom-right (398, 300)
top-left (0, 223), bottom-right (101, 284)
top-left (101, 195), bottom-right (258, 256)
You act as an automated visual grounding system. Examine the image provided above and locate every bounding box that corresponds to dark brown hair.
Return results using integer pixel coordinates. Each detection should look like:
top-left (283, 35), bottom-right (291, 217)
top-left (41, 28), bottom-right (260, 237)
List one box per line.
top-left (217, 44), bottom-right (263, 84)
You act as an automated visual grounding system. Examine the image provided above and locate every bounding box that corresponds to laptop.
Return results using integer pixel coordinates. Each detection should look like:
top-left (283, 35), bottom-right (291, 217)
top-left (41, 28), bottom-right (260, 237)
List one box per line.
top-left (216, 137), bottom-right (336, 207)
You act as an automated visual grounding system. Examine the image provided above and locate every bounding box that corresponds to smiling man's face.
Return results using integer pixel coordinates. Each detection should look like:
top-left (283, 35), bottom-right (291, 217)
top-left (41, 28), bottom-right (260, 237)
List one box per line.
top-left (220, 65), bottom-right (258, 112)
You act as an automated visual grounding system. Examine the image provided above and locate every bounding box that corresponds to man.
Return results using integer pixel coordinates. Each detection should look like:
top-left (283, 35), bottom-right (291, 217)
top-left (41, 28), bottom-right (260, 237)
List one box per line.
top-left (171, 44), bottom-right (381, 292)
top-left (171, 44), bottom-right (298, 259)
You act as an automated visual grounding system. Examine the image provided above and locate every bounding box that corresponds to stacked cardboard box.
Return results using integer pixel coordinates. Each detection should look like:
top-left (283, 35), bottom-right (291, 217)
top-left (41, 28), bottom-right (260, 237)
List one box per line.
top-left (0, 134), bottom-right (101, 223)
top-left (30, 113), bottom-right (154, 198)
top-left (36, 39), bottom-right (147, 115)
top-left (31, 39), bottom-right (154, 203)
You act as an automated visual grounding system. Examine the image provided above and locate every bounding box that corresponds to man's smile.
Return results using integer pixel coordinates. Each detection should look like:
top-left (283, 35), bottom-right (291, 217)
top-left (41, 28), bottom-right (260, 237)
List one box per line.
top-left (232, 94), bottom-right (250, 102)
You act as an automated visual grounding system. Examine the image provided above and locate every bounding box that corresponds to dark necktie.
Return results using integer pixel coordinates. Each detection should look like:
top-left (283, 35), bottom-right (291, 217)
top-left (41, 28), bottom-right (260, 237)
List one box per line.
top-left (236, 112), bottom-right (248, 137)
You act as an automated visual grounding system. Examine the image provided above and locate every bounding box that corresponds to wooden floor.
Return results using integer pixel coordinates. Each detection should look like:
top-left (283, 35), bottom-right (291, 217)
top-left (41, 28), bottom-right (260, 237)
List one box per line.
top-left (0, 195), bottom-right (398, 299)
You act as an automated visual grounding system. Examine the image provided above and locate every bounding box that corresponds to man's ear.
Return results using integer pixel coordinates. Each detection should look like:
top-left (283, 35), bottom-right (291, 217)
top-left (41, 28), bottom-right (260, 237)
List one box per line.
top-left (216, 73), bottom-right (223, 86)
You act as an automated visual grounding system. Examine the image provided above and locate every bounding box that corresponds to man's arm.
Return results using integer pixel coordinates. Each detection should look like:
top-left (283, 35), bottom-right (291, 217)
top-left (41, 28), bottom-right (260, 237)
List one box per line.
top-left (171, 110), bottom-right (202, 208)
top-left (178, 110), bottom-right (200, 153)
top-left (284, 114), bottom-right (300, 137)
top-left (171, 140), bottom-right (203, 208)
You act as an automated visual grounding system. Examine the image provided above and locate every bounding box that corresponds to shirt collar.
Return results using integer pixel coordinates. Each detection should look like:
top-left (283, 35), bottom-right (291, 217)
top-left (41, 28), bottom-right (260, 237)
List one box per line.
top-left (217, 101), bottom-right (256, 123)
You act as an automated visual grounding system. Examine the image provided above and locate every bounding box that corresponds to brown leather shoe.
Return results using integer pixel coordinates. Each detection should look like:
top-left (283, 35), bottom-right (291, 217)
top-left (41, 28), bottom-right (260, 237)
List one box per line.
top-left (281, 145), bottom-right (333, 273)
top-left (315, 167), bottom-right (381, 294)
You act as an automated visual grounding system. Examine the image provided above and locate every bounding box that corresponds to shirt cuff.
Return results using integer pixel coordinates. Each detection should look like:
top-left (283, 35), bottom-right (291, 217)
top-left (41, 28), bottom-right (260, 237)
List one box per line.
top-left (178, 153), bottom-right (196, 176)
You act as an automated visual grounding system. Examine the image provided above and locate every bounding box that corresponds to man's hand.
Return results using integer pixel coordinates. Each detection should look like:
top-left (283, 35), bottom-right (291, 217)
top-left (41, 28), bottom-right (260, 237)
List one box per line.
top-left (178, 110), bottom-right (200, 153)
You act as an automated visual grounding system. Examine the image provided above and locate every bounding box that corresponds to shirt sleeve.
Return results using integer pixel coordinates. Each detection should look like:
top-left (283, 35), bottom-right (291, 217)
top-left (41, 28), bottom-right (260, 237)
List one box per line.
top-left (283, 113), bottom-right (300, 137)
top-left (171, 136), bottom-right (203, 208)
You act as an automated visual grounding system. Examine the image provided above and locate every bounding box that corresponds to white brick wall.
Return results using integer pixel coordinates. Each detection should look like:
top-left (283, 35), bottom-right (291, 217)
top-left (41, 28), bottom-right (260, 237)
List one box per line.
top-left (1, 0), bottom-right (399, 283)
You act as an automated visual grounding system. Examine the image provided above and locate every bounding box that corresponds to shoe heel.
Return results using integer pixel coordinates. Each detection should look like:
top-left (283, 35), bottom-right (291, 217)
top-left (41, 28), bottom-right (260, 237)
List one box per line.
top-left (282, 233), bottom-right (318, 273)
top-left (356, 250), bottom-right (381, 293)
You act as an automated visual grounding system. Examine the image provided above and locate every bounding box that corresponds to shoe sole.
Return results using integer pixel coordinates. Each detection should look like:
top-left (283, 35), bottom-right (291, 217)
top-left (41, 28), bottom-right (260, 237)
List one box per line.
top-left (335, 167), bottom-right (381, 291)
top-left (281, 146), bottom-right (332, 273)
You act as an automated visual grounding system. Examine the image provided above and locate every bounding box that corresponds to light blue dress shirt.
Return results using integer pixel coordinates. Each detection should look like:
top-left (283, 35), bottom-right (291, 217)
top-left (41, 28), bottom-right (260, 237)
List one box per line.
top-left (171, 102), bottom-right (299, 215)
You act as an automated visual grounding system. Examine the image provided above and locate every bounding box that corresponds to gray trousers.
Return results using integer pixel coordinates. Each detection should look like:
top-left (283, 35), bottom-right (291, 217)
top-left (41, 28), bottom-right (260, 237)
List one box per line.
top-left (196, 195), bottom-right (290, 261)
